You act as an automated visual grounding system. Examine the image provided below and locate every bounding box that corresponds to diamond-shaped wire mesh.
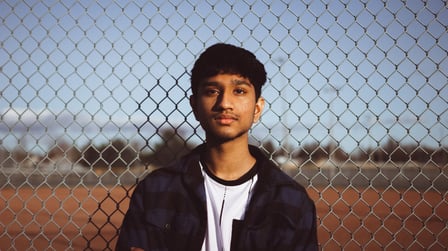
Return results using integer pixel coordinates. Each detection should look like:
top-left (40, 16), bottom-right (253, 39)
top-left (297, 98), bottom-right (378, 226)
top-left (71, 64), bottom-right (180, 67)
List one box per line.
top-left (1, 0), bottom-right (447, 250)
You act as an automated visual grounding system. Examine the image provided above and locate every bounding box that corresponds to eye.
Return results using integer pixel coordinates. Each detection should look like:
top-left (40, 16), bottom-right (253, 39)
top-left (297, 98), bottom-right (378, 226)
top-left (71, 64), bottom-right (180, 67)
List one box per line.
top-left (234, 88), bottom-right (247, 95)
top-left (203, 88), bottom-right (219, 96)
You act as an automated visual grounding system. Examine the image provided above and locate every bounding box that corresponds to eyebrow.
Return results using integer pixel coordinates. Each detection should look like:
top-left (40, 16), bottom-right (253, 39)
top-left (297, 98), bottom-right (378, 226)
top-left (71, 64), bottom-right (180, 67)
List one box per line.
top-left (231, 79), bottom-right (252, 86)
top-left (201, 78), bottom-right (253, 87)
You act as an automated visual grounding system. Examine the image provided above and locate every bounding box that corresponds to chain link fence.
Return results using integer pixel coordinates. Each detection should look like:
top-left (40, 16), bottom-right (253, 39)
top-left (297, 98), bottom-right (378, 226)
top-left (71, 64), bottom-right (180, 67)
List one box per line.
top-left (1, 0), bottom-right (447, 250)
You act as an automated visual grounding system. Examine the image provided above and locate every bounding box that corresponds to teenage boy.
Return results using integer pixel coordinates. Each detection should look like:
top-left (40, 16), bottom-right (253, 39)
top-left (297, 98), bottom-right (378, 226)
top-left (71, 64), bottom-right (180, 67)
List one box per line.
top-left (116, 43), bottom-right (318, 251)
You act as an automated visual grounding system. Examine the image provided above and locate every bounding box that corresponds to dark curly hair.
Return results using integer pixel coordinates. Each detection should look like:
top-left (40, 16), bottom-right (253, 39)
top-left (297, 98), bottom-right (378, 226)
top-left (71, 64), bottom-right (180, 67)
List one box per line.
top-left (190, 43), bottom-right (267, 99)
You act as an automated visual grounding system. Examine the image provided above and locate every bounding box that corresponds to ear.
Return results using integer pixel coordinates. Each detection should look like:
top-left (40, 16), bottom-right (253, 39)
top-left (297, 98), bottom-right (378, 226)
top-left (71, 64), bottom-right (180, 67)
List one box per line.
top-left (189, 95), bottom-right (199, 120)
top-left (253, 96), bottom-right (265, 123)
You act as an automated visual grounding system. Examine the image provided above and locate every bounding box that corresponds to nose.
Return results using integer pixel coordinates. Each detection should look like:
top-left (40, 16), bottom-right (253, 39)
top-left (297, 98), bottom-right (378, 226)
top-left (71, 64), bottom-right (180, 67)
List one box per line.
top-left (215, 90), bottom-right (233, 110)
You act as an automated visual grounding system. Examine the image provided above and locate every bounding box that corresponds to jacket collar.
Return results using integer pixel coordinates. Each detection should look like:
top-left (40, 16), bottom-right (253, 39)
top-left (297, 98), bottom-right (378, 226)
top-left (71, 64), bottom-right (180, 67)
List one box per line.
top-left (179, 144), bottom-right (293, 192)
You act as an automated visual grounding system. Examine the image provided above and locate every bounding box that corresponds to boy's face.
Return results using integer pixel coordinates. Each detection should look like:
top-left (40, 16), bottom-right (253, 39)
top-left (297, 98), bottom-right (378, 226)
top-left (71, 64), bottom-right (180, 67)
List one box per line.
top-left (190, 73), bottom-right (265, 143)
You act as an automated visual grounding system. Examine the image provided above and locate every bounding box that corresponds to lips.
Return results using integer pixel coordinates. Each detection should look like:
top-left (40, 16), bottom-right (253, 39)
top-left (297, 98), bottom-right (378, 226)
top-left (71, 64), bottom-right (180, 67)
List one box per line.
top-left (214, 113), bottom-right (238, 125)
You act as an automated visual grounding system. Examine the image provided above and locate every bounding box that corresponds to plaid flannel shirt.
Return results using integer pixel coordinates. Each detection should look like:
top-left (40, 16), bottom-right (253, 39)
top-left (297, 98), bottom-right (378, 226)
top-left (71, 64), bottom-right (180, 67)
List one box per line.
top-left (116, 144), bottom-right (318, 251)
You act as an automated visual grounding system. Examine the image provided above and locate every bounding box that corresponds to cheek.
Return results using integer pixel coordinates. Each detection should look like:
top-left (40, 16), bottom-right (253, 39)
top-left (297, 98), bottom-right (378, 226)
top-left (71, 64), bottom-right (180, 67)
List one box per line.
top-left (192, 98), bottom-right (209, 112)
top-left (242, 103), bottom-right (258, 117)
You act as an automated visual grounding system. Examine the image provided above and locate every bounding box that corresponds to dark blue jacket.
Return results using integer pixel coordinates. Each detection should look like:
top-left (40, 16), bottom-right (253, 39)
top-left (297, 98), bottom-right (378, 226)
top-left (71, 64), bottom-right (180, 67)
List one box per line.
top-left (116, 144), bottom-right (317, 251)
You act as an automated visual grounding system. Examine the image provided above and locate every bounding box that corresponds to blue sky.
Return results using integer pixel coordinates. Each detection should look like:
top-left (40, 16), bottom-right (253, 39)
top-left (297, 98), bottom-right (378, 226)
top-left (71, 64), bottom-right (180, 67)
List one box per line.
top-left (0, 0), bottom-right (447, 155)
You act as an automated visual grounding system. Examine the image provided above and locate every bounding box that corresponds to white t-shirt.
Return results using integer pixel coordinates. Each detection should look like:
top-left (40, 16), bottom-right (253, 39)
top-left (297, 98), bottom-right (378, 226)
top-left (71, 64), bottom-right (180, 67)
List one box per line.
top-left (200, 161), bottom-right (258, 251)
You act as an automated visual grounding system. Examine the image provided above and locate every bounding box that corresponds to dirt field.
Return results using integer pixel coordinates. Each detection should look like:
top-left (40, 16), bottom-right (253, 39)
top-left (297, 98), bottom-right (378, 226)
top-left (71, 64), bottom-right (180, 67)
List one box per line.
top-left (1, 185), bottom-right (447, 250)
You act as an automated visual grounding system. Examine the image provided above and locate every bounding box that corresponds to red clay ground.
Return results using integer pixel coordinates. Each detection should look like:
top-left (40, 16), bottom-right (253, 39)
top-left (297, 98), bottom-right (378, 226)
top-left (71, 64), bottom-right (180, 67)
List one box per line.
top-left (1, 185), bottom-right (447, 250)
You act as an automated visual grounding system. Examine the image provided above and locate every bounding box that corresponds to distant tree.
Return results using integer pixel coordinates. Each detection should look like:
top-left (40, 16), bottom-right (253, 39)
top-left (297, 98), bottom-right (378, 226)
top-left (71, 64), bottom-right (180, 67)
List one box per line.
top-left (263, 140), bottom-right (296, 160)
top-left (140, 127), bottom-right (195, 167)
top-left (80, 142), bottom-right (99, 167)
top-left (328, 144), bottom-right (349, 162)
top-left (351, 147), bottom-right (368, 162)
top-left (408, 145), bottom-right (430, 163)
top-left (383, 138), bottom-right (410, 162)
top-left (294, 142), bottom-right (327, 162)
top-left (350, 138), bottom-right (446, 164)
top-left (370, 147), bottom-right (387, 162)
top-left (11, 146), bottom-right (28, 165)
top-left (67, 145), bottom-right (82, 164)
top-left (0, 147), bottom-right (15, 167)
top-left (432, 147), bottom-right (448, 165)
top-left (80, 139), bottom-right (138, 168)
top-left (260, 140), bottom-right (277, 157)
top-left (45, 140), bottom-right (72, 162)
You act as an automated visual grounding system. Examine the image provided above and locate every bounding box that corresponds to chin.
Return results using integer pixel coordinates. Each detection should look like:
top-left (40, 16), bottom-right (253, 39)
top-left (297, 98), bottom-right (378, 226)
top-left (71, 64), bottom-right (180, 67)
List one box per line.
top-left (206, 131), bottom-right (247, 143)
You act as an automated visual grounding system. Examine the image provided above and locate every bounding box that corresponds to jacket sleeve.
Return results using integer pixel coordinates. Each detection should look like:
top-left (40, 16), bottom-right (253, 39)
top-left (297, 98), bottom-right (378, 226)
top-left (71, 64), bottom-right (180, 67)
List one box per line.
top-left (115, 180), bottom-right (149, 251)
top-left (294, 195), bottom-right (318, 251)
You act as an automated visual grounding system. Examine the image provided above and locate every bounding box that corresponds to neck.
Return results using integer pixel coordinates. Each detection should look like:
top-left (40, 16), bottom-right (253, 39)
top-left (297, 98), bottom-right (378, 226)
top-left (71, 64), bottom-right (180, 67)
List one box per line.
top-left (202, 140), bottom-right (256, 181)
